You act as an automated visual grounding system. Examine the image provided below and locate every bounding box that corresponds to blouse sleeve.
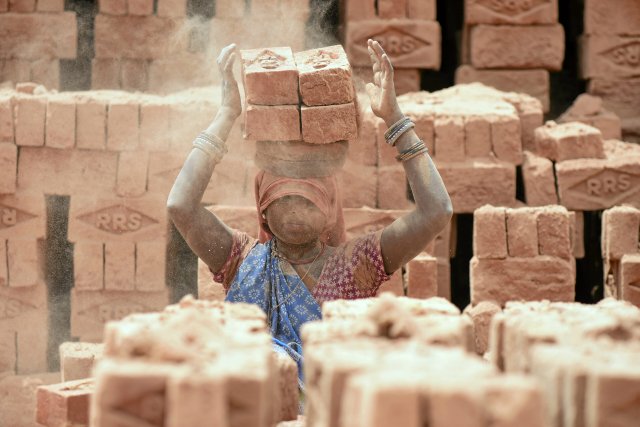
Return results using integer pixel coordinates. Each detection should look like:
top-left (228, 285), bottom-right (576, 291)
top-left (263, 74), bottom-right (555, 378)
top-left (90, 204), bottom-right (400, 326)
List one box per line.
top-left (338, 229), bottom-right (391, 295)
top-left (211, 230), bottom-right (258, 292)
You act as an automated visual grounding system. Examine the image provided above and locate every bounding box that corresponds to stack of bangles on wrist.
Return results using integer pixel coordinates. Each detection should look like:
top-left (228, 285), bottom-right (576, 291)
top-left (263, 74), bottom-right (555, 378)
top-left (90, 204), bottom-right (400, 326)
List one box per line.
top-left (384, 116), bottom-right (415, 146)
top-left (192, 131), bottom-right (228, 164)
top-left (395, 139), bottom-right (429, 162)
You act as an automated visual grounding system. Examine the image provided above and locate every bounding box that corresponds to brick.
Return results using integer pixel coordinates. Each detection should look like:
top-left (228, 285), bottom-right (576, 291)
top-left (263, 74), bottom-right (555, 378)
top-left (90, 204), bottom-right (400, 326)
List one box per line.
top-left (571, 211), bottom-right (585, 259)
top-left (203, 157), bottom-right (254, 206)
top-left (584, 0), bottom-right (640, 35)
top-left (128, 0), bottom-right (153, 15)
top-left (490, 114), bottom-right (522, 165)
top-left (377, 165), bottom-right (411, 210)
top-left (377, 269), bottom-right (404, 296)
top-left (0, 238), bottom-right (6, 287)
top-left (120, 59), bottom-right (149, 92)
top-left (8, 0), bottom-right (35, 13)
top-left (482, 376), bottom-right (546, 427)
top-left (157, 0), bottom-right (187, 16)
top-left (36, 378), bottom-right (93, 427)
top-left (99, 0), bottom-right (126, 14)
top-left (406, 254), bottom-right (438, 298)
top-left (0, 193), bottom-right (46, 239)
top-left (0, 373), bottom-right (61, 427)
top-left (342, 207), bottom-right (405, 241)
top-left (506, 208), bottom-right (539, 258)
top-left (255, 140), bottom-right (348, 179)
top-left (45, 97), bottom-right (76, 149)
top-left (439, 161), bottom-right (516, 213)
top-left (465, 0), bottom-right (558, 25)
top-left (0, 143), bottom-right (17, 194)
top-left (30, 58), bottom-right (60, 90)
top-left (116, 151), bottom-right (148, 197)
top-left (0, 0), bottom-right (8, 10)
top-left (338, 159), bottom-right (377, 208)
top-left (250, 0), bottom-right (280, 17)
top-left (580, 35), bottom-right (640, 80)
top-left (463, 301), bottom-right (501, 355)
top-left (0, 328), bottom-right (15, 374)
top-left (197, 258), bottom-right (225, 301)
top-left (407, 0), bottom-right (435, 20)
top-left (455, 65), bottom-right (550, 112)
top-left (0, 12), bottom-right (77, 60)
top-left (165, 370), bottom-right (227, 427)
top-left (555, 157), bottom-right (640, 210)
top-left (68, 196), bottom-right (167, 243)
top-left (620, 254), bottom-right (640, 307)
top-left (240, 47), bottom-right (298, 106)
top-left (378, 0), bottom-right (406, 18)
top-left (557, 94), bottom-right (622, 140)
top-left (470, 256), bottom-right (575, 306)
top-left (346, 20), bottom-right (441, 69)
top-left (168, 102), bottom-right (217, 150)
top-left (140, 102), bottom-right (170, 151)
top-left (295, 45), bottom-right (354, 107)
top-left (588, 78), bottom-right (640, 123)
top-left (586, 367), bottom-right (640, 427)
top-left (74, 242), bottom-right (104, 291)
top-left (244, 104), bottom-right (300, 142)
top-left (473, 205), bottom-right (507, 259)
top-left (36, 0), bottom-right (64, 11)
top-left (429, 381), bottom-right (484, 427)
top-left (1, 59), bottom-right (30, 83)
top-left (434, 116), bottom-right (465, 161)
top-left (537, 206), bottom-right (572, 260)
top-left (0, 97), bottom-right (13, 143)
top-left (7, 239), bottom-right (42, 288)
top-left (301, 103), bottom-right (358, 144)
top-left (522, 151), bottom-right (558, 206)
top-left (76, 99), bottom-right (107, 150)
top-left (147, 151), bottom-right (186, 195)
top-left (342, 0), bottom-right (376, 21)
top-left (91, 58), bottom-right (120, 90)
top-left (94, 15), bottom-right (188, 59)
top-left (353, 67), bottom-right (422, 96)
top-left (70, 289), bottom-right (168, 341)
top-left (14, 97), bottom-right (46, 147)
top-left (464, 115), bottom-right (492, 158)
top-left (274, 352), bottom-right (299, 423)
top-left (534, 121), bottom-right (605, 162)
top-left (107, 101), bottom-right (139, 151)
top-left (470, 24), bottom-right (565, 70)
top-left (602, 206), bottom-right (640, 261)
top-left (215, 0), bottom-right (245, 17)
top-left (135, 240), bottom-right (167, 292)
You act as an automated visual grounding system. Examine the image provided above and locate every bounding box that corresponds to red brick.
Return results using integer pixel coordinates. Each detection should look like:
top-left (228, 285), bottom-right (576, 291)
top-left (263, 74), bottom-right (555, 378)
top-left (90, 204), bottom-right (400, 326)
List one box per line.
top-left (434, 115), bottom-right (465, 161)
top-left (0, 328), bottom-right (15, 373)
top-left (378, 0), bottom-right (406, 19)
top-left (585, 364), bottom-right (640, 427)
top-left (465, 0), bottom-right (558, 25)
top-left (74, 241), bottom-right (104, 291)
top-left (104, 241), bottom-right (135, 291)
top-left (377, 269), bottom-right (404, 296)
top-left (338, 159), bottom-right (377, 208)
top-left (470, 24), bottom-right (565, 71)
top-left (140, 102), bottom-right (170, 151)
top-left (620, 254), bottom-right (640, 307)
top-left (135, 240), bottom-right (167, 292)
top-left (0, 12), bottom-right (77, 60)
top-left (0, 0), bottom-right (8, 11)
top-left (0, 192), bottom-right (46, 239)
top-left (463, 301), bottom-right (501, 355)
top-left (203, 157), bottom-right (255, 206)
top-left (76, 99), bottom-right (106, 150)
top-left (377, 165), bottom-right (411, 210)
top-left (36, 0), bottom-right (64, 11)
top-left (128, 0), bottom-right (153, 15)
top-left (295, 45), bottom-right (354, 107)
top-left (60, 342), bottom-right (103, 382)
top-left (302, 103), bottom-right (358, 144)
top-left (506, 208), bottom-right (539, 258)
top-left (534, 121), bottom-right (605, 161)
top-left (244, 104), bottom-right (300, 141)
top-left (464, 115), bottom-right (492, 158)
top-left (8, 0), bottom-right (35, 13)
top-left (537, 206), bottom-right (572, 260)
top-left (45, 97), bottom-right (76, 149)
top-left (116, 151), bottom-right (148, 197)
top-left (557, 94), bottom-right (622, 140)
top-left (36, 378), bottom-right (93, 427)
top-left (522, 151), bottom-right (558, 206)
top-left (168, 102), bottom-right (217, 150)
top-left (470, 256), bottom-right (575, 306)
top-left (157, 0), bottom-right (187, 16)
top-left (0, 143), bottom-right (17, 194)
top-left (346, 20), bottom-right (441, 69)
top-left (602, 206), bottom-right (640, 261)
top-left (490, 114), bottom-right (522, 165)
top-left (353, 67), bottom-right (421, 96)
top-left (7, 239), bottom-right (42, 288)
top-left (29, 58), bottom-right (60, 91)
top-left (94, 15), bottom-right (188, 59)
top-left (482, 376), bottom-right (546, 427)
top-left (147, 151), bottom-right (186, 195)
top-left (473, 205), bottom-right (507, 259)
top-left (0, 96), bottom-right (14, 143)
top-left (584, 0), bottom-right (640, 36)
top-left (407, 0), bottom-right (435, 20)
top-left (455, 65), bottom-right (550, 112)
top-left (197, 258), bottom-right (225, 301)
top-left (571, 211), bottom-right (584, 259)
top-left (240, 47), bottom-right (298, 106)
top-left (121, 59), bottom-right (149, 92)
top-left (580, 35), bottom-right (640, 80)
top-left (107, 101), bottom-right (139, 151)
top-left (91, 58), bottom-right (120, 90)
top-left (165, 370), bottom-right (227, 426)
top-left (406, 254), bottom-right (437, 298)
top-left (342, 0), bottom-right (376, 21)
top-left (99, 0), bottom-right (126, 14)
top-left (14, 97), bottom-right (46, 147)
top-left (587, 78), bottom-right (640, 124)
top-left (215, 0), bottom-right (245, 17)
top-left (1, 59), bottom-right (30, 83)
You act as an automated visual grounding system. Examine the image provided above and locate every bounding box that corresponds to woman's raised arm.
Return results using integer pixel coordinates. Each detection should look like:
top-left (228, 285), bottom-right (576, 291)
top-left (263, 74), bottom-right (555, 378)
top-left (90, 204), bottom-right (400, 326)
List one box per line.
top-left (167, 44), bottom-right (242, 272)
top-left (365, 40), bottom-right (453, 275)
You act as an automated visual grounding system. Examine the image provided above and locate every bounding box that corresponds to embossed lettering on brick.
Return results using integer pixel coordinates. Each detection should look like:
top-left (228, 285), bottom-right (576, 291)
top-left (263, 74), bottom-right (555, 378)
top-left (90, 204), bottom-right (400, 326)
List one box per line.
top-left (568, 169), bottom-right (639, 206)
top-left (76, 205), bottom-right (158, 235)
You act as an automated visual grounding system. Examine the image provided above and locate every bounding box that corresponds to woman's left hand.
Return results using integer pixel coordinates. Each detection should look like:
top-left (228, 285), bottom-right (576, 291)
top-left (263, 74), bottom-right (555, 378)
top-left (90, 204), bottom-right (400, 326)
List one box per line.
top-left (216, 43), bottom-right (242, 119)
top-left (365, 39), bottom-right (403, 125)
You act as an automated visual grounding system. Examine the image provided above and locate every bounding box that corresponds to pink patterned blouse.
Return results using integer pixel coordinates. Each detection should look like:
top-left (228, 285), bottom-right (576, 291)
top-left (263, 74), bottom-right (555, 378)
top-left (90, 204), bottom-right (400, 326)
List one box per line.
top-left (213, 230), bottom-right (391, 305)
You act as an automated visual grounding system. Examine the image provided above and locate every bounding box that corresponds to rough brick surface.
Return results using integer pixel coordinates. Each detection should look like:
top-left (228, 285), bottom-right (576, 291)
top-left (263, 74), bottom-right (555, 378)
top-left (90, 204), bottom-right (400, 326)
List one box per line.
top-left (60, 342), bottom-right (104, 382)
top-left (522, 151), bottom-right (558, 206)
top-left (557, 94), bottom-right (622, 140)
top-left (7, 239), bottom-right (42, 288)
top-left (76, 99), bottom-right (107, 150)
top-left (295, 45), bottom-right (354, 107)
top-left (435, 116), bottom-right (466, 161)
top-left (0, 96), bottom-right (13, 143)
top-left (36, 379), bottom-right (93, 427)
top-left (490, 114), bottom-right (522, 164)
top-left (0, 13), bottom-right (78, 60)
top-left (301, 103), bottom-right (358, 144)
top-left (0, 192), bottom-right (47, 239)
top-left (587, 78), bottom-right (640, 125)
top-left (406, 254), bottom-right (438, 298)
top-left (537, 206), bottom-right (572, 260)
top-left (241, 47), bottom-right (299, 106)
top-left (620, 254), bottom-right (640, 307)
top-left (135, 240), bottom-right (167, 292)
top-left (338, 159), bottom-right (377, 208)
top-left (470, 24), bottom-right (565, 70)
top-left (74, 242), bottom-right (104, 291)
top-left (45, 97), bottom-right (76, 149)
top-left (99, 0), bottom-right (126, 15)
top-left (107, 101), bottom-right (139, 151)
top-left (463, 301), bottom-right (501, 355)
top-left (506, 208), bottom-right (539, 258)
top-left (377, 165), bottom-right (411, 210)
top-left (534, 121), bottom-right (605, 161)
top-left (36, 0), bottom-right (64, 11)
top-left (473, 205), bottom-right (508, 259)
top-left (0, 142), bottom-right (17, 194)
top-left (91, 58), bottom-right (121, 90)
top-left (15, 97), bottom-right (46, 147)
top-left (104, 241), bottom-right (135, 291)
top-left (128, 0), bottom-right (153, 15)
top-left (244, 104), bottom-right (301, 141)
top-left (464, 115), bottom-right (492, 158)
top-left (580, 35), bottom-right (640, 80)
top-left (465, 0), bottom-right (558, 25)
top-left (140, 102), bottom-right (170, 151)
top-left (157, 0), bottom-right (187, 17)
top-left (116, 151), bottom-right (148, 197)
top-left (602, 206), bottom-right (640, 261)
top-left (584, 0), bottom-right (640, 35)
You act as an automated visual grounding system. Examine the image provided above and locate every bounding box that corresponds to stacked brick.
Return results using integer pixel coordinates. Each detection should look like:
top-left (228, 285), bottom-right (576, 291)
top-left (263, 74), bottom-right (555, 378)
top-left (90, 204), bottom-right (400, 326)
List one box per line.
top-left (302, 294), bottom-right (547, 427)
top-left (580, 0), bottom-right (640, 142)
top-left (341, 0), bottom-right (441, 94)
top-left (470, 204), bottom-right (576, 307)
top-left (456, 0), bottom-right (565, 113)
top-left (0, 4), bottom-right (76, 90)
top-left (490, 299), bottom-right (640, 427)
top-left (558, 94), bottom-right (622, 141)
top-left (602, 205), bottom-right (640, 307)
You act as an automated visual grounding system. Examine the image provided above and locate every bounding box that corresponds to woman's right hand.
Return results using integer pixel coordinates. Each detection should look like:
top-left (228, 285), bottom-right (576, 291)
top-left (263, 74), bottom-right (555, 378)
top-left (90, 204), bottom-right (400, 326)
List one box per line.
top-left (217, 43), bottom-right (242, 119)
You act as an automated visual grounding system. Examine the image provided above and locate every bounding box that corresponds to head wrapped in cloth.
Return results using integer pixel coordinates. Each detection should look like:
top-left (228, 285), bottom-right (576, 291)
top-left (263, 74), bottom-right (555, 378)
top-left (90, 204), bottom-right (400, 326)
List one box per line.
top-left (254, 170), bottom-right (346, 246)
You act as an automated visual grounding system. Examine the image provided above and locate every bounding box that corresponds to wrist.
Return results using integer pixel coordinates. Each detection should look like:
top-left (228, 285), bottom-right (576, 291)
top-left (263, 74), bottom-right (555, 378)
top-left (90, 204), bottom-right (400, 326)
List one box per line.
top-left (218, 106), bottom-right (241, 121)
top-left (382, 108), bottom-right (404, 127)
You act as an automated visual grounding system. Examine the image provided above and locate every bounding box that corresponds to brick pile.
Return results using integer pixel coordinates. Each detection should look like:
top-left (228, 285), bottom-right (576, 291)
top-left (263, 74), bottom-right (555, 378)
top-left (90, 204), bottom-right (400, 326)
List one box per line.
top-left (490, 299), bottom-right (640, 427)
top-left (557, 94), bottom-right (622, 141)
top-left (36, 296), bottom-right (300, 427)
top-left (580, 0), bottom-right (640, 142)
top-left (602, 205), bottom-right (640, 307)
top-left (456, 0), bottom-right (565, 113)
top-left (302, 294), bottom-right (547, 427)
top-left (0, 4), bottom-right (77, 90)
top-left (341, 0), bottom-right (441, 94)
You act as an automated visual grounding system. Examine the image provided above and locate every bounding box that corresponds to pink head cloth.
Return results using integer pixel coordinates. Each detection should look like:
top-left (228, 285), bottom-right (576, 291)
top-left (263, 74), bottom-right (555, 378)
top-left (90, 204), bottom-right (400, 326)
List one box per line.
top-left (254, 170), bottom-right (346, 246)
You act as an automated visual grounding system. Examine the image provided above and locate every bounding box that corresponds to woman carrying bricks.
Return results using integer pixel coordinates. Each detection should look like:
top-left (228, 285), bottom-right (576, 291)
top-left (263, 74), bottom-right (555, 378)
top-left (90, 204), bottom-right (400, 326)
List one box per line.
top-left (167, 40), bottom-right (452, 387)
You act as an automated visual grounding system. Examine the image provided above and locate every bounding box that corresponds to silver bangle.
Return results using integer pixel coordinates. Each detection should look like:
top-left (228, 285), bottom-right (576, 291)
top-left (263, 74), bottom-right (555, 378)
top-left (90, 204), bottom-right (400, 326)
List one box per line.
top-left (387, 121), bottom-right (415, 146)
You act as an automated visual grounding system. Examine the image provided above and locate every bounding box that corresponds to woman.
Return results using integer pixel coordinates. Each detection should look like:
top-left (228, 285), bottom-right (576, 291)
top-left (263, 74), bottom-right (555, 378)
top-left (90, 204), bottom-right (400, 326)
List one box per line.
top-left (167, 40), bottom-right (453, 385)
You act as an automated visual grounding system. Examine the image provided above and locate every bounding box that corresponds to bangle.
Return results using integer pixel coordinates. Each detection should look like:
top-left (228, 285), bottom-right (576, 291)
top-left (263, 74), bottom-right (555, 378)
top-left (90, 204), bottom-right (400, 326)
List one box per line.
top-left (387, 121), bottom-right (415, 146)
top-left (396, 140), bottom-right (428, 162)
top-left (384, 116), bottom-right (411, 140)
top-left (192, 131), bottom-right (228, 164)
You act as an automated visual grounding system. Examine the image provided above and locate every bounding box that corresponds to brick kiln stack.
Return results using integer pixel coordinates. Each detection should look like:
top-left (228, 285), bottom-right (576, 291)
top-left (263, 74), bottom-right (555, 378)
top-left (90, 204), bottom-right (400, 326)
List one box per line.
top-left (456, 0), bottom-right (565, 113)
top-left (580, 0), bottom-right (640, 142)
top-left (341, 0), bottom-right (441, 94)
top-left (0, 2), bottom-right (76, 90)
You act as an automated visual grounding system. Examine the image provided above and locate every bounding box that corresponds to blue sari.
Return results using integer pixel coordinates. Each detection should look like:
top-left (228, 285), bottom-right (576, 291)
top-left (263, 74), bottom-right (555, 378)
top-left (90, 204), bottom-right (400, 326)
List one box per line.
top-left (224, 239), bottom-right (322, 388)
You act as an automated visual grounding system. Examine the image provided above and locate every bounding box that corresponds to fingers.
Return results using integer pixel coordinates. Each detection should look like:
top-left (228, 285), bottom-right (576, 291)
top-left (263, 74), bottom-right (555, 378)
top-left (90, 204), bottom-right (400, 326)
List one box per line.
top-left (381, 53), bottom-right (394, 81)
top-left (369, 39), bottom-right (386, 62)
top-left (365, 82), bottom-right (377, 102)
top-left (217, 43), bottom-right (237, 72)
top-left (224, 52), bottom-right (237, 81)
